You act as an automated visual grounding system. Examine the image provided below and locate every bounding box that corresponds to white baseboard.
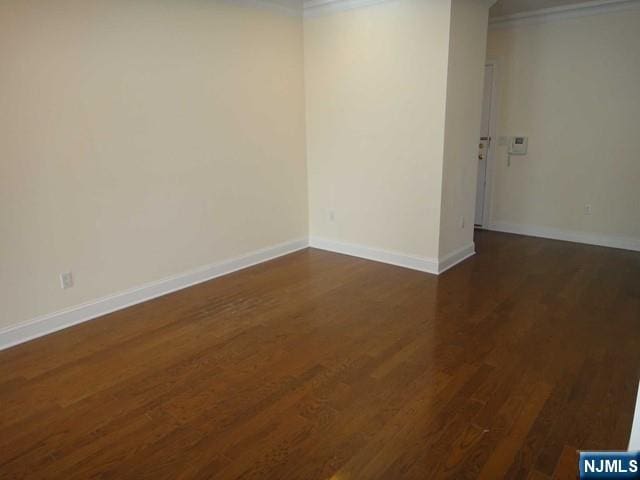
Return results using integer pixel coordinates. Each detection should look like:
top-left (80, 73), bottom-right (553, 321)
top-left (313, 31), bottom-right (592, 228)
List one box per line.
top-left (309, 237), bottom-right (439, 274)
top-left (0, 238), bottom-right (308, 352)
top-left (489, 222), bottom-right (640, 252)
top-left (309, 237), bottom-right (476, 275)
top-left (630, 381), bottom-right (640, 450)
top-left (438, 243), bottom-right (476, 274)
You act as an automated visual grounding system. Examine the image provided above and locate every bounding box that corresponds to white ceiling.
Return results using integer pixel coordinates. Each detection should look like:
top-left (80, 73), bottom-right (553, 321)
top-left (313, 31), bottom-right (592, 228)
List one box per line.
top-left (490, 0), bottom-right (592, 17)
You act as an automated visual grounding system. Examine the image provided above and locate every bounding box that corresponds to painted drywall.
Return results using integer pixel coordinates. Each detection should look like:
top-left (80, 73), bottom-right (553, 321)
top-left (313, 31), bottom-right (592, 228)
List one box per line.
top-left (486, 8), bottom-right (640, 246)
top-left (0, 0), bottom-right (307, 330)
top-left (438, 0), bottom-right (490, 258)
top-left (304, 0), bottom-right (452, 261)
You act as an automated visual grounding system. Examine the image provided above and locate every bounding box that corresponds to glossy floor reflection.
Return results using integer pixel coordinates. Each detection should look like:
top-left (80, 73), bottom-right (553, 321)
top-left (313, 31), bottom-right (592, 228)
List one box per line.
top-left (0, 231), bottom-right (638, 479)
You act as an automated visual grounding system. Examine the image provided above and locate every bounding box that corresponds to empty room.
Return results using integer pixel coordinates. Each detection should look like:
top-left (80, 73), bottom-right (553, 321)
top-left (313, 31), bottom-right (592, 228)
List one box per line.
top-left (1, 0), bottom-right (639, 478)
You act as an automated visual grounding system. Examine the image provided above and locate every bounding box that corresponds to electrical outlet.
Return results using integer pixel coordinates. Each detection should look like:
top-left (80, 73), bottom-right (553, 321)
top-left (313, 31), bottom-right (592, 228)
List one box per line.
top-left (584, 204), bottom-right (592, 215)
top-left (60, 272), bottom-right (74, 290)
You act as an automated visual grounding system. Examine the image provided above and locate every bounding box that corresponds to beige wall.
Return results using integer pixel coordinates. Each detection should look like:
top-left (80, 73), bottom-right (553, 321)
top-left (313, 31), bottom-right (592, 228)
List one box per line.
top-left (1, 0), bottom-right (495, 333)
top-left (0, 0), bottom-right (307, 329)
top-left (439, 0), bottom-right (490, 257)
top-left (304, 0), bottom-right (452, 261)
top-left (486, 9), bottom-right (640, 245)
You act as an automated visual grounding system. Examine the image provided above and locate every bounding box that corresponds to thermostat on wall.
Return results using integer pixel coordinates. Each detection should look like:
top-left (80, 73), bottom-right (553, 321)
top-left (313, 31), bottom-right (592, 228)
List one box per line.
top-left (509, 136), bottom-right (528, 155)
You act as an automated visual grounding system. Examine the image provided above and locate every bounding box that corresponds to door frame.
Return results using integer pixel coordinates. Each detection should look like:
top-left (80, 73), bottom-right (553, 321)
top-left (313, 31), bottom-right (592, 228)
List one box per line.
top-left (476, 59), bottom-right (499, 230)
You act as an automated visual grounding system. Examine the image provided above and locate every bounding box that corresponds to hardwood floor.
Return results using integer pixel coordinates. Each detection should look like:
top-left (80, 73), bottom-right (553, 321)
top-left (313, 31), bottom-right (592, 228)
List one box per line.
top-left (1, 231), bottom-right (639, 479)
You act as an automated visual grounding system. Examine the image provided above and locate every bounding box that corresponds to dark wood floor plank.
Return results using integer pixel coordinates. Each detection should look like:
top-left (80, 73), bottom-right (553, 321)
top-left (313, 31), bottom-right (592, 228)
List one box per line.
top-left (1, 231), bottom-right (638, 479)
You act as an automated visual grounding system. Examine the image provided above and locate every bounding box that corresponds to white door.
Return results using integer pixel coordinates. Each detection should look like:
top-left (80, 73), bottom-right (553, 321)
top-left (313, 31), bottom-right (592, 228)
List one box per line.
top-left (475, 64), bottom-right (494, 227)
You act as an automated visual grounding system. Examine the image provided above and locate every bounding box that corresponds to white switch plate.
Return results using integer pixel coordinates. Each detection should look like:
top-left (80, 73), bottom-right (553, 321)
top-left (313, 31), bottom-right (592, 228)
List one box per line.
top-left (60, 272), bottom-right (74, 289)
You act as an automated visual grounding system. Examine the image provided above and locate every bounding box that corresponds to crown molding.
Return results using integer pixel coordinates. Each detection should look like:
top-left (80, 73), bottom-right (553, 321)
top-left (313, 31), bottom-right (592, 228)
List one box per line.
top-left (490, 0), bottom-right (640, 29)
top-left (230, 0), bottom-right (398, 18)
top-left (218, 0), bottom-right (640, 22)
top-left (228, 0), bottom-right (302, 17)
top-left (304, 0), bottom-right (395, 18)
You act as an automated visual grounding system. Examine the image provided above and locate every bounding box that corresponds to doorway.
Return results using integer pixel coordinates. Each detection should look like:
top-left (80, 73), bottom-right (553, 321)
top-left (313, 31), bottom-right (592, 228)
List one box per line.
top-left (475, 63), bottom-right (495, 228)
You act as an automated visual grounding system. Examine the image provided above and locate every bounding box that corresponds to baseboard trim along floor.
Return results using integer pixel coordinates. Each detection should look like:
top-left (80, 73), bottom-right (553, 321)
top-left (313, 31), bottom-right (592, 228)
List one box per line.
top-left (309, 237), bottom-right (440, 274)
top-left (0, 238), bottom-right (308, 351)
top-left (0, 237), bottom-right (478, 351)
top-left (309, 237), bottom-right (476, 276)
top-left (489, 222), bottom-right (640, 252)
